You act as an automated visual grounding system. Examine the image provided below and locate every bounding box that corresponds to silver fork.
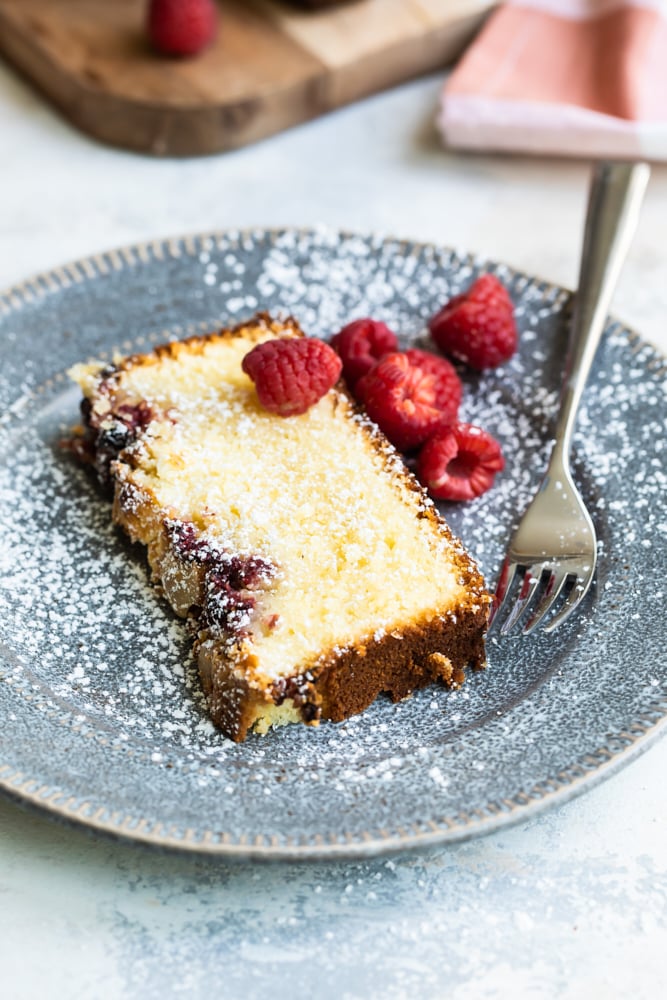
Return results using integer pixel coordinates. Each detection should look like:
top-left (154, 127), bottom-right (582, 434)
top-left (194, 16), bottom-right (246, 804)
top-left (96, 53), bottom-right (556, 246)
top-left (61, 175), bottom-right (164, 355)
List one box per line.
top-left (490, 161), bottom-right (650, 636)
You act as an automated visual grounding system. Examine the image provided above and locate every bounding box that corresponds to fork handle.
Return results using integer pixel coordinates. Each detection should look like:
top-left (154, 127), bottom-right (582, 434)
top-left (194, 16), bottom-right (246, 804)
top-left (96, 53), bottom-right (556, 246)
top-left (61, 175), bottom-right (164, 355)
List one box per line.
top-left (553, 161), bottom-right (650, 460)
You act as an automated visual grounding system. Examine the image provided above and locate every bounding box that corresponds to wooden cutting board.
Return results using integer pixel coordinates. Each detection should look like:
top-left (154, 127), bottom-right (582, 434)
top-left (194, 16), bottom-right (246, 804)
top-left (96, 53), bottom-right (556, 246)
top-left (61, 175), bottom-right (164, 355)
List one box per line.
top-left (0, 0), bottom-right (492, 156)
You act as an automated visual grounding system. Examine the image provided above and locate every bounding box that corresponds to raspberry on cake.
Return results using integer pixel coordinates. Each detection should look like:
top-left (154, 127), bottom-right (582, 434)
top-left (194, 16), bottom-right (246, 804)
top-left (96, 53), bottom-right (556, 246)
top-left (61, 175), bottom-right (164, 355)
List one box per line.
top-left (241, 336), bottom-right (342, 416)
top-left (69, 314), bottom-right (490, 742)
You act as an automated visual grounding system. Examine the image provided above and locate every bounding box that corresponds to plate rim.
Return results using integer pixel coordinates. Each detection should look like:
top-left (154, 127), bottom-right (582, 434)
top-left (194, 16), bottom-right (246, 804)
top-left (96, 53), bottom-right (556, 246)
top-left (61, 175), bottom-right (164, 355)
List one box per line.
top-left (1, 711), bottom-right (666, 862)
top-left (1, 226), bottom-right (666, 861)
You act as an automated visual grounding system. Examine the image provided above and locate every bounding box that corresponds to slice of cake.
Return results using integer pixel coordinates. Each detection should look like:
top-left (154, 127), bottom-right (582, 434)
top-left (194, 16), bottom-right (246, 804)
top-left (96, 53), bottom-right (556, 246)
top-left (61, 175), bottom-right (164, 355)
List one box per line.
top-left (70, 313), bottom-right (490, 742)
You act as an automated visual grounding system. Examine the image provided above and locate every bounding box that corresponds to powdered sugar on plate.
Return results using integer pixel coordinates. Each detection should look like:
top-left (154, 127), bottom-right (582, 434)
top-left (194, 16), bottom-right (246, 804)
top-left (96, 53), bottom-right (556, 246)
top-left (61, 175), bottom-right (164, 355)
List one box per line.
top-left (0, 228), bottom-right (664, 856)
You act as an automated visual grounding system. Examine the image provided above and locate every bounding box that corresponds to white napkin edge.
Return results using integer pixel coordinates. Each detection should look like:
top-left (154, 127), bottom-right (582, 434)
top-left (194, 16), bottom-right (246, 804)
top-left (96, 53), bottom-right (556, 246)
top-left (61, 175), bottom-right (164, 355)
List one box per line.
top-left (438, 93), bottom-right (667, 159)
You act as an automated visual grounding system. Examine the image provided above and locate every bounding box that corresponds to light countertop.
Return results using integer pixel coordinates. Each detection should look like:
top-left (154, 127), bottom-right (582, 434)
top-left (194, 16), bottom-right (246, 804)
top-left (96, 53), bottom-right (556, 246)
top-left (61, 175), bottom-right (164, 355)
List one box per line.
top-left (0, 64), bottom-right (666, 1000)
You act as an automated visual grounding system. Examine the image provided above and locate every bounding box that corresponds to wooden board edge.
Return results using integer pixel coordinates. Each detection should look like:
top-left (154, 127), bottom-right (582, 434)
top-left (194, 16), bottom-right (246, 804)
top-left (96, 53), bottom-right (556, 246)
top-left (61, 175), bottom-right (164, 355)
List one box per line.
top-left (0, 7), bottom-right (486, 156)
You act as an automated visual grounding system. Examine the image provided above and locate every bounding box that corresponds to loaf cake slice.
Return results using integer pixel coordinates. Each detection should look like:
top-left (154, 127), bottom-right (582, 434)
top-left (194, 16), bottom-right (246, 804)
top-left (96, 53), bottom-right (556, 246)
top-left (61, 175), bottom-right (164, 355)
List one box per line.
top-left (70, 314), bottom-right (490, 742)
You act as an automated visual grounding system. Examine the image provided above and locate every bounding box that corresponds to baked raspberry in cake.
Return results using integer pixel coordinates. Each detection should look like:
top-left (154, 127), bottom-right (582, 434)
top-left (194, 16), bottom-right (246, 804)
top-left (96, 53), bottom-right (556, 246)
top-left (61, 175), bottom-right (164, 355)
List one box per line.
top-left (69, 313), bottom-right (490, 742)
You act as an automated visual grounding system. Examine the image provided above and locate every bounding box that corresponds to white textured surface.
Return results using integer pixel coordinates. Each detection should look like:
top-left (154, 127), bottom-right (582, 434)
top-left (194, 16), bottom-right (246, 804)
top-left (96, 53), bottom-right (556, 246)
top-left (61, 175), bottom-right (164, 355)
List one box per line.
top-left (0, 63), bottom-right (666, 999)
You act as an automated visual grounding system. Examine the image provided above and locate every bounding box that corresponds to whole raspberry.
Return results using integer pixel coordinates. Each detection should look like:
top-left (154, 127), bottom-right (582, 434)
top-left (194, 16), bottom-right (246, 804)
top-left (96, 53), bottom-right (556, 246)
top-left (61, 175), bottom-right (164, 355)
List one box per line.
top-left (358, 352), bottom-right (448, 452)
top-left (403, 348), bottom-right (462, 425)
top-left (417, 423), bottom-right (504, 502)
top-left (429, 274), bottom-right (517, 370)
top-left (330, 318), bottom-right (398, 394)
top-left (147, 0), bottom-right (218, 57)
top-left (241, 338), bottom-right (342, 417)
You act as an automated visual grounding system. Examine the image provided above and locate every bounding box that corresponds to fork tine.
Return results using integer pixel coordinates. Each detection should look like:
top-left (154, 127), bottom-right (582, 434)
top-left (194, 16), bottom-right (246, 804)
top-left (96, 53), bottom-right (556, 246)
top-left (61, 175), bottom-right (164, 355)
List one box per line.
top-left (543, 569), bottom-right (595, 634)
top-left (522, 570), bottom-right (569, 635)
top-left (488, 560), bottom-right (518, 629)
top-left (500, 562), bottom-right (545, 635)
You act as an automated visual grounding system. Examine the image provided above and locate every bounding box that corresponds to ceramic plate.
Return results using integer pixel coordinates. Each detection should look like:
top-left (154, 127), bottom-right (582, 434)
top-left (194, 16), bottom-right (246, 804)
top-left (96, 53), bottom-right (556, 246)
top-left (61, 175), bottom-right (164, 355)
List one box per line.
top-left (0, 228), bottom-right (665, 860)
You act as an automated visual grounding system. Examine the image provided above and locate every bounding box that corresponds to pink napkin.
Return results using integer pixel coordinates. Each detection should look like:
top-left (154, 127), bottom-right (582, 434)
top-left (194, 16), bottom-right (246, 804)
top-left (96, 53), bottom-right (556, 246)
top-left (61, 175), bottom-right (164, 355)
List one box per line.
top-left (439, 0), bottom-right (667, 159)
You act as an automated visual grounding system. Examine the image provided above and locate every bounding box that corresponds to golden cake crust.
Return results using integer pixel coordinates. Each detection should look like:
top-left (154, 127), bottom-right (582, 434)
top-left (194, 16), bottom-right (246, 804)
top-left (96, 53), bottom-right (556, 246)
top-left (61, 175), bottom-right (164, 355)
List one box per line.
top-left (70, 313), bottom-right (490, 742)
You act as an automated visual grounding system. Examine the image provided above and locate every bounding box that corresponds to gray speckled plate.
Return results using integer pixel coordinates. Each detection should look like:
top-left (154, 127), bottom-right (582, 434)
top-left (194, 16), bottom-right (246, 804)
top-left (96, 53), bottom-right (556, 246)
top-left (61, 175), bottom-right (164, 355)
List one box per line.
top-left (0, 228), bottom-right (665, 861)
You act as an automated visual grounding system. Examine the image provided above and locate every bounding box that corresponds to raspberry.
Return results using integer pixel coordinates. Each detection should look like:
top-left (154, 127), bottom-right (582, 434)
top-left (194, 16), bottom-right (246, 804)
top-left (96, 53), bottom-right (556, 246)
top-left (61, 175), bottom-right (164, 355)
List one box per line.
top-left (429, 274), bottom-right (517, 370)
top-left (330, 318), bottom-right (398, 393)
top-left (147, 0), bottom-right (218, 57)
top-left (241, 338), bottom-right (342, 417)
top-left (403, 348), bottom-right (462, 425)
top-left (358, 353), bottom-right (448, 452)
top-left (417, 424), bottom-right (504, 502)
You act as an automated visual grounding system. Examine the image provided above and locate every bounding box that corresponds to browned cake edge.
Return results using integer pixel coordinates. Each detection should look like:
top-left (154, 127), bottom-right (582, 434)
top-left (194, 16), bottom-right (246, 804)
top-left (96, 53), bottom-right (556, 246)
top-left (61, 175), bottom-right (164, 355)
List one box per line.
top-left (70, 313), bottom-right (491, 742)
top-left (199, 605), bottom-right (488, 742)
top-left (111, 472), bottom-right (488, 743)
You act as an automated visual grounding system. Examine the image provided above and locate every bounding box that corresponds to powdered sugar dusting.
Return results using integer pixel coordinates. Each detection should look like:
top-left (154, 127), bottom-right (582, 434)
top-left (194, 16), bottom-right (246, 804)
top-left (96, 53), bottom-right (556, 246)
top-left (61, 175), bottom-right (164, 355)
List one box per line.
top-left (0, 229), bottom-right (665, 855)
top-left (0, 419), bottom-right (229, 752)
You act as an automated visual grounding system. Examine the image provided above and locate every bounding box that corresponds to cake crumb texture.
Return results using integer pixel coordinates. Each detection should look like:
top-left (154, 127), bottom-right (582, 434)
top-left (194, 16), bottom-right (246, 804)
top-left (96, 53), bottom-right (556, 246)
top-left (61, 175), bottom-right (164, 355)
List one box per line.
top-left (71, 313), bottom-right (489, 741)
